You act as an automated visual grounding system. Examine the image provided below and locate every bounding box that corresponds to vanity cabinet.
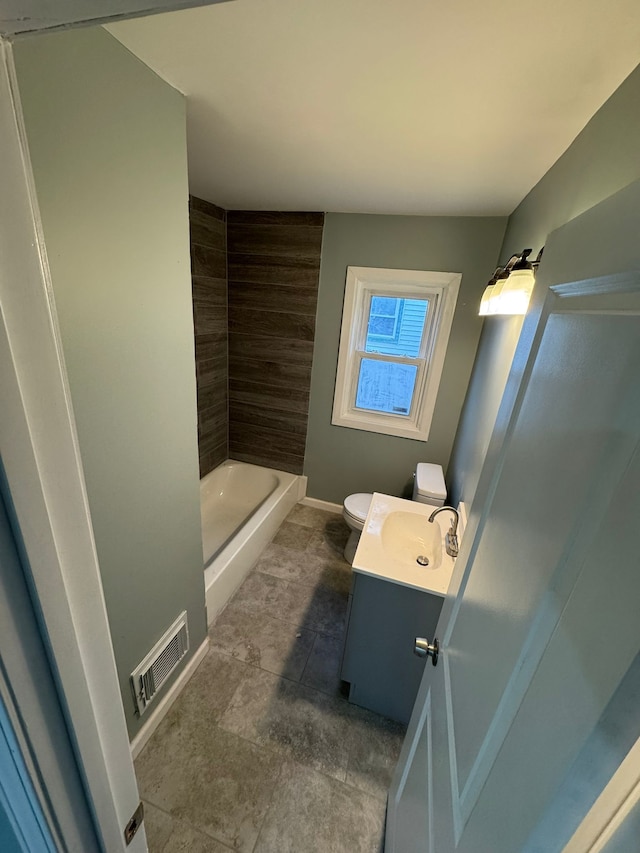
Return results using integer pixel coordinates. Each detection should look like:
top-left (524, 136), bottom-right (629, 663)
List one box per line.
top-left (340, 571), bottom-right (444, 725)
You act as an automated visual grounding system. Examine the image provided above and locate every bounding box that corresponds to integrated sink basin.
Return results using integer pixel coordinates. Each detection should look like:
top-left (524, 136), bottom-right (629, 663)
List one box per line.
top-left (381, 510), bottom-right (442, 568)
top-left (352, 492), bottom-right (457, 595)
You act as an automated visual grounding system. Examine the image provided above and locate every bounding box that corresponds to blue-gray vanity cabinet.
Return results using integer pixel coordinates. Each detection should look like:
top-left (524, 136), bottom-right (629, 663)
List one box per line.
top-left (340, 572), bottom-right (444, 725)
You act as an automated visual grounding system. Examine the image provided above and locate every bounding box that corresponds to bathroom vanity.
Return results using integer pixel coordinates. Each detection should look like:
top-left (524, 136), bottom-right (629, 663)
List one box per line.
top-left (340, 493), bottom-right (456, 725)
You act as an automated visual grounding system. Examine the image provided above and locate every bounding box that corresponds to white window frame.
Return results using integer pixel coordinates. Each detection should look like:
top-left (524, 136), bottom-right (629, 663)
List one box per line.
top-left (332, 266), bottom-right (461, 440)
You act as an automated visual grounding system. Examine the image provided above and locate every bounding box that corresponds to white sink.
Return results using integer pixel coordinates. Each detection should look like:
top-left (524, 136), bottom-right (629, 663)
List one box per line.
top-left (352, 492), bottom-right (456, 595)
top-left (381, 510), bottom-right (442, 569)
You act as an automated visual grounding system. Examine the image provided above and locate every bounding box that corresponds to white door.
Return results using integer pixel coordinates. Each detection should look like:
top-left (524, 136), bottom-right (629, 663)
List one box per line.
top-left (386, 180), bottom-right (640, 853)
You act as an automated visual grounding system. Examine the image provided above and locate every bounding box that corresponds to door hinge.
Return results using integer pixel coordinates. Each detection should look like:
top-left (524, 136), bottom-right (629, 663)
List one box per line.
top-left (124, 801), bottom-right (144, 846)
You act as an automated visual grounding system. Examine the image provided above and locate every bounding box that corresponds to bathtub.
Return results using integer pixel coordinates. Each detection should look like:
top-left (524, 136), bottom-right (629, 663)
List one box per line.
top-left (201, 460), bottom-right (305, 625)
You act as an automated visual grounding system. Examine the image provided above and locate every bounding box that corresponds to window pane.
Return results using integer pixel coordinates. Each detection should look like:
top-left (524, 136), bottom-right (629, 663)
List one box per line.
top-left (365, 297), bottom-right (429, 357)
top-left (355, 358), bottom-right (418, 416)
top-left (370, 296), bottom-right (398, 317)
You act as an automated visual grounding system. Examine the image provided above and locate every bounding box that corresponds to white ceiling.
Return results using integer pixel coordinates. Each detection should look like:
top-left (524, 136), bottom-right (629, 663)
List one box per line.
top-left (107, 0), bottom-right (640, 215)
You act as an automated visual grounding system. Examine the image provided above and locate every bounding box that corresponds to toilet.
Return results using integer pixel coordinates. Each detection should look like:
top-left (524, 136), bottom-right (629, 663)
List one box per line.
top-left (342, 463), bottom-right (447, 564)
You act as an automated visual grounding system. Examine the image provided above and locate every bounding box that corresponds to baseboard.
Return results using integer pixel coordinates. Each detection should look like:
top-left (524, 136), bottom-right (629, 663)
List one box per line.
top-left (300, 496), bottom-right (343, 514)
top-left (129, 636), bottom-right (209, 760)
top-left (296, 474), bottom-right (308, 501)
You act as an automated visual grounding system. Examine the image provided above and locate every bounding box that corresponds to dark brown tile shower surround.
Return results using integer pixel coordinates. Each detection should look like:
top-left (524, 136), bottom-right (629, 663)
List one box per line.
top-left (190, 197), bottom-right (228, 477)
top-left (190, 203), bottom-right (323, 477)
top-left (227, 211), bottom-right (324, 474)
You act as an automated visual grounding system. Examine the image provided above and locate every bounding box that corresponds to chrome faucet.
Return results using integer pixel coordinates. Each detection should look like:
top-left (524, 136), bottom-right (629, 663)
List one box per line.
top-left (428, 506), bottom-right (459, 558)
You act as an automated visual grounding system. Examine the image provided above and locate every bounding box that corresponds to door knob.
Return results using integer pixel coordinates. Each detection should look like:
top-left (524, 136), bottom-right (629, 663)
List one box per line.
top-left (414, 637), bottom-right (439, 666)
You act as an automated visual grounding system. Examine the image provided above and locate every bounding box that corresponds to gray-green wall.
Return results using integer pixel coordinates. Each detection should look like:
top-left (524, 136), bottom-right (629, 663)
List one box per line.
top-left (448, 62), bottom-right (640, 510)
top-left (305, 213), bottom-right (507, 503)
top-left (14, 28), bottom-right (207, 738)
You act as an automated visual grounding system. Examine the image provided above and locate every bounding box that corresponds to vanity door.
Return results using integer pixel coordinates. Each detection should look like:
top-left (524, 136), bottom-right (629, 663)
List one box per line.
top-left (386, 181), bottom-right (640, 853)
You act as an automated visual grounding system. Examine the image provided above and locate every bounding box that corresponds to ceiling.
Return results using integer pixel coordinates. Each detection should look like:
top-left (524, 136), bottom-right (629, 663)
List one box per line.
top-left (107, 0), bottom-right (640, 215)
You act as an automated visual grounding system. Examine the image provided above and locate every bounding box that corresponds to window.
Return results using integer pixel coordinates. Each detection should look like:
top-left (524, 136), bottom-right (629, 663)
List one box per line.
top-left (332, 266), bottom-right (461, 440)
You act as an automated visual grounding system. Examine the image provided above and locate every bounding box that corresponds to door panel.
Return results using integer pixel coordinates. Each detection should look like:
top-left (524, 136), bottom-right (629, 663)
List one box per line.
top-left (449, 312), bottom-right (639, 809)
top-left (388, 687), bottom-right (434, 853)
top-left (460, 439), bottom-right (640, 852)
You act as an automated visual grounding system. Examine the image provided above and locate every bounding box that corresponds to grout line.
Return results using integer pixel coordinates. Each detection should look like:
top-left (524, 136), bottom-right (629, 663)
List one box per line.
top-left (224, 588), bottom-right (346, 642)
top-left (298, 630), bottom-right (320, 686)
top-left (210, 644), bottom-right (325, 693)
top-left (249, 756), bottom-right (287, 853)
top-left (207, 648), bottom-right (381, 743)
top-left (144, 798), bottom-right (237, 853)
top-left (209, 587), bottom-right (345, 639)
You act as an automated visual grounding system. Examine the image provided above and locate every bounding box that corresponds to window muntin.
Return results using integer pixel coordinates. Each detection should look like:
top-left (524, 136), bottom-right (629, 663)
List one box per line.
top-left (332, 267), bottom-right (461, 440)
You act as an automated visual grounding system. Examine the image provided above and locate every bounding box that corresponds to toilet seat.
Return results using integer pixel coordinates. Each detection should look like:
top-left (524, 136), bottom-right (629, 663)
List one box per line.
top-left (343, 492), bottom-right (373, 526)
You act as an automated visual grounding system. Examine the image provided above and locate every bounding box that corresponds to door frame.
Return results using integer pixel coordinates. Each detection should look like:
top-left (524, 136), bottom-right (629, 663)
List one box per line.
top-left (0, 38), bottom-right (144, 852)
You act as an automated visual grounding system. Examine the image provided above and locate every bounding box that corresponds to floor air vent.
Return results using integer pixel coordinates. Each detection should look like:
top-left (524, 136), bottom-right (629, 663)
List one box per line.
top-left (130, 611), bottom-right (189, 716)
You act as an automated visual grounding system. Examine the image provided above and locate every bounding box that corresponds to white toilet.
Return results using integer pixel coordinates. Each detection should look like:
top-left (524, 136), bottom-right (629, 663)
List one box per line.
top-left (341, 463), bottom-right (447, 564)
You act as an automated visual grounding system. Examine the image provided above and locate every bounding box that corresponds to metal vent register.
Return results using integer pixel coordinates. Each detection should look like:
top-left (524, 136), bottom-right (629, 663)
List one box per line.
top-left (130, 611), bottom-right (189, 716)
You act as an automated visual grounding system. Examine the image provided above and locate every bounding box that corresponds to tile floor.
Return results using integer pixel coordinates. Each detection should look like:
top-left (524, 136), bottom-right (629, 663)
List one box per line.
top-left (135, 504), bottom-right (406, 853)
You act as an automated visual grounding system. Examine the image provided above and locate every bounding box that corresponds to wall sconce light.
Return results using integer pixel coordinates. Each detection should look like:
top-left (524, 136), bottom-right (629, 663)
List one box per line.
top-left (479, 248), bottom-right (544, 316)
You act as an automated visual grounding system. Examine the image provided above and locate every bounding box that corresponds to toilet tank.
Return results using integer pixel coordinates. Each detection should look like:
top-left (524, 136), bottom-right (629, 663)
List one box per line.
top-left (412, 463), bottom-right (446, 507)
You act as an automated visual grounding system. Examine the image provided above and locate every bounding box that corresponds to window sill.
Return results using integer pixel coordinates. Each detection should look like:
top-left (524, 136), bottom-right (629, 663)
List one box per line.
top-left (331, 411), bottom-right (430, 441)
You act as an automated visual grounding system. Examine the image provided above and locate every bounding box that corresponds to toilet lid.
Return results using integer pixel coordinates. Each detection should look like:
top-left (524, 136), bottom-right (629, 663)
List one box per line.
top-left (344, 492), bottom-right (373, 522)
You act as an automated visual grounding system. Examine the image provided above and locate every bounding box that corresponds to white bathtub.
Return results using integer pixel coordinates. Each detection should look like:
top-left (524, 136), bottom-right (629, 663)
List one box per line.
top-left (201, 460), bottom-right (305, 625)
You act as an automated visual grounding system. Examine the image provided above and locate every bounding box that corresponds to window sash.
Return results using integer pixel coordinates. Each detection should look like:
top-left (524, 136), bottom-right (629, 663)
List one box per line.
top-left (360, 289), bottom-right (436, 358)
top-left (349, 351), bottom-right (426, 421)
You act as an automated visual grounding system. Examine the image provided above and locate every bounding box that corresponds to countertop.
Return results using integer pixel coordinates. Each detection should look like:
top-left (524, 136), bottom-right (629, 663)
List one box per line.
top-left (352, 492), bottom-right (457, 596)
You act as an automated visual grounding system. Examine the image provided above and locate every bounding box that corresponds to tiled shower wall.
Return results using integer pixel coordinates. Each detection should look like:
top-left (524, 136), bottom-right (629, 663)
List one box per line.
top-left (190, 196), bottom-right (228, 477)
top-left (227, 211), bottom-right (324, 474)
top-left (189, 204), bottom-right (324, 477)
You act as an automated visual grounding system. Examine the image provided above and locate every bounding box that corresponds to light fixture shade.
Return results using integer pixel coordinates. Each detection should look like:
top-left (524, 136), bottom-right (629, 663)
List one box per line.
top-left (478, 248), bottom-right (541, 317)
top-left (478, 284), bottom-right (494, 315)
top-left (493, 268), bottom-right (535, 315)
top-left (486, 275), bottom-right (507, 314)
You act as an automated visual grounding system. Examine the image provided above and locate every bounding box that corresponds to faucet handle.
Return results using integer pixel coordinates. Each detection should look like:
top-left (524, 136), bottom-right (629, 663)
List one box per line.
top-left (445, 532), bottom-right (459, 558)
